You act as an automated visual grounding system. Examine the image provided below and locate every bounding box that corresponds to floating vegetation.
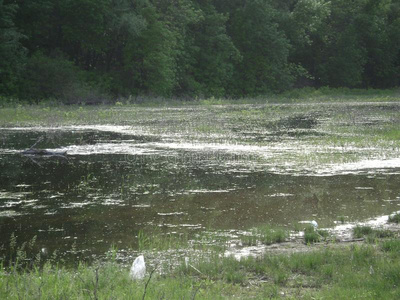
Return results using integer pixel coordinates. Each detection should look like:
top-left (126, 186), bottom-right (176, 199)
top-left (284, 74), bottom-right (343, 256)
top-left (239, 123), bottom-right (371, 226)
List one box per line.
top-left (0, 101), bottom-right (400, 262)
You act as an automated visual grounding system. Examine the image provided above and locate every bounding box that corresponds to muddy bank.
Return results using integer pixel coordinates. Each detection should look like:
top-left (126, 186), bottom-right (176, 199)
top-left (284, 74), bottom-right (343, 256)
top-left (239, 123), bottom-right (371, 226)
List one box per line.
top-left (224, 212), bottom-right (400, 261)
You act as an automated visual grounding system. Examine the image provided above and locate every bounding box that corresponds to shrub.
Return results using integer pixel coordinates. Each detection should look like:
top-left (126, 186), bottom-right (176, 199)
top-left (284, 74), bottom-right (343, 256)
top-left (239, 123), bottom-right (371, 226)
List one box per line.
top-left (18, 52), bottom-right (111, 104)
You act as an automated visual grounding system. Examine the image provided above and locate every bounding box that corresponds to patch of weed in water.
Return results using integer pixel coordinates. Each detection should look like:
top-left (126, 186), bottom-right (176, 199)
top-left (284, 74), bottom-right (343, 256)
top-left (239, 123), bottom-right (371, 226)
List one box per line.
top-left (271, 113), bottom-right (319, 133)
top-left (137, 229), bottom-right (190, 252)
top-left (353, 226), bottom-right (374, 238)
top-left (241, 225), bottom-right (289, 246)
top-left (381, 129), bottom-right (400, 141)
top-left (353, 226), bottom-right (395, 241)
top-left (304, 226), bottom-right (320, 244)
top-left (388, 213), bottom-right (400, 224)
top-left (317, 229), bottom-right (330, 239)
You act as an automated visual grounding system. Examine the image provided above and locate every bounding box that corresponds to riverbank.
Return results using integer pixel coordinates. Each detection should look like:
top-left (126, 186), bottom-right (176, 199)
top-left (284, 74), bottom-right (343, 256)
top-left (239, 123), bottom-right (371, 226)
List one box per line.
top-left (1, 94), bottom-right (400, 298)
top-left (2, 223), bottom-right (400, 299)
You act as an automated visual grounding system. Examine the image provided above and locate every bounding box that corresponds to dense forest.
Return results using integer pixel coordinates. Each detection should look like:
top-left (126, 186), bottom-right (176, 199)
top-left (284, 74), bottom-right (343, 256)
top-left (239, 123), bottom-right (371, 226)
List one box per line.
top-left (1, 0), bottom-right (400, 103)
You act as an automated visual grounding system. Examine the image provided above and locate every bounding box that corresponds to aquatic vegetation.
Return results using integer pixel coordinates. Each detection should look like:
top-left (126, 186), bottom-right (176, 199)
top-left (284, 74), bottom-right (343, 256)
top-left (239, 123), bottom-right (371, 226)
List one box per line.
top-left (353, 226), bottom-right (395, 240)
top-left (304, 226), bottom-right (321, 244)
top-left (388, 213), bottom-right (400, 224)
top-left (1, 99), bottom-right (400, 263)
top-left (353, 226), bottom-right (374, 238)
top-left (241, 226), bottom-right (289, 246)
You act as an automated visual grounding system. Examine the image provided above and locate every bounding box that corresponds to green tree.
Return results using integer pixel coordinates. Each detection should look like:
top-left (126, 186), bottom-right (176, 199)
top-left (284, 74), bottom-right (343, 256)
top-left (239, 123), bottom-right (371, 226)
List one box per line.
top-left (227, 0), bottom-right (294, 95)
top-left (0, 0), bottom-right (26, 96)
top-left (290, 0), bottom-right (367, 87)
top-left (122, 1), bottom-right (178, 96)
top-left (357, 0), bottom-right (400, 88)
top-left (184, 0), bottom-right (240, 97)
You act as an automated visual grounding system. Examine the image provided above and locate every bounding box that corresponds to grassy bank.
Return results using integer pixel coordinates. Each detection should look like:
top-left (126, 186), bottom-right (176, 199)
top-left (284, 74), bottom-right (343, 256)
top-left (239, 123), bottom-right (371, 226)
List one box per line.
top-left (2, 238), bottom-right (400, 299)
top-left (1, 88), bottom-right (399, 107)
top-left (0, 89), bottom-right (399, 130)
top-left (1, 90), bottom-right (400, 299)
top-left (2, 225), bottom-right (400, 299)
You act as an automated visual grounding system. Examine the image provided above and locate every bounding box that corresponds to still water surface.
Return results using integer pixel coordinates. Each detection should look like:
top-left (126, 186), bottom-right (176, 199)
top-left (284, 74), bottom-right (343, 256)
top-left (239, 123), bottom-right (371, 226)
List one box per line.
top-left (1, 103), bottom-right (400, 260)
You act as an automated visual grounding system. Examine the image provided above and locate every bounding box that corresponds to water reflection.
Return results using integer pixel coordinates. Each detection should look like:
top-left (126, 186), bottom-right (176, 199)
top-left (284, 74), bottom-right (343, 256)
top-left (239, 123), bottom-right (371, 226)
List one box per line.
top-left (0, 137), bottom-right (400, 259)
top-left (1, 102), bottom-right (400, 260)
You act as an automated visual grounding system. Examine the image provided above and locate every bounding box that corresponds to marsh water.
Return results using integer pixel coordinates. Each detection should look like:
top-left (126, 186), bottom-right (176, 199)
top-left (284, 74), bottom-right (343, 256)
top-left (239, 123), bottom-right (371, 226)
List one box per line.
top-left (1, 102), bottom-right (400, 260)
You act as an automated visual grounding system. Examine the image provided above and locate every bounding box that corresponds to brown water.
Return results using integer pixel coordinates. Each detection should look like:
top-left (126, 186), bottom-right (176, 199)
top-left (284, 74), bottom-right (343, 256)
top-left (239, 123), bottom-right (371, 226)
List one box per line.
top-left (1, 103), bottom-right (400, 261)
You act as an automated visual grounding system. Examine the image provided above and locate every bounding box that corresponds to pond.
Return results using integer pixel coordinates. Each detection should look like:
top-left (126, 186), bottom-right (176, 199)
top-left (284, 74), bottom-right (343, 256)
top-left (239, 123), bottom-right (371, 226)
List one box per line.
top-left (1, 102), bottom-right (400, 261)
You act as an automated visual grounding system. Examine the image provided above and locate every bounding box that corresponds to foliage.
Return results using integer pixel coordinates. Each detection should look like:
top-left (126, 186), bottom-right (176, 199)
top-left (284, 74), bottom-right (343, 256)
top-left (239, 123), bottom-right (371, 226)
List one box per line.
top-left (0, 0), bottom-right (26, 95)
top-left (0, 0), bottom-right (400, 102)
top-left (227, 0), bottom-right (294, 95)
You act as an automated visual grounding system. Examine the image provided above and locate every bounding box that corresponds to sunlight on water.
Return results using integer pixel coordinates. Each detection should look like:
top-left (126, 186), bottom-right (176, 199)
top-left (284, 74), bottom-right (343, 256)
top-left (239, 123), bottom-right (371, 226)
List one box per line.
top-left (1, 102), bottom-right (400, 260)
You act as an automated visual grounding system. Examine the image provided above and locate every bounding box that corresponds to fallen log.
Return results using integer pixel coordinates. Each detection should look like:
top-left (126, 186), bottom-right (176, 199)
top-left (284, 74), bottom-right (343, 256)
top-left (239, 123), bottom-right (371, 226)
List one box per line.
top-left (22, 148), bottom-right (67, 156)
top-left (21, 136), bottom-right (67, 158)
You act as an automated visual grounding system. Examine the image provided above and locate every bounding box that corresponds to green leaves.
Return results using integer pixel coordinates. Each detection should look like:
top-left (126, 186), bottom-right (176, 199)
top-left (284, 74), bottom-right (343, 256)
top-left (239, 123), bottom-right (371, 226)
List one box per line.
top-left (0, 0), bottom-right (26, 95)
top-left (1, 0), bottom-right (400, 101)
top-left (228, 0), bottom-right (293, 95)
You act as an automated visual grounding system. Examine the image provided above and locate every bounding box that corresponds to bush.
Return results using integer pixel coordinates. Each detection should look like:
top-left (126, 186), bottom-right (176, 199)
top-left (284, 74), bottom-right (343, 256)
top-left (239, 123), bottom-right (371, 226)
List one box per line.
top-left (18, 52), bottom-right (111, 104)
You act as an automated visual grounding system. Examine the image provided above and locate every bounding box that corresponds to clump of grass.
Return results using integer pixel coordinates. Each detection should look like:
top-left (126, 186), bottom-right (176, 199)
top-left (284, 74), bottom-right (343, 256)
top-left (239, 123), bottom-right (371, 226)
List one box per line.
top-left (353, 226), bottom-right (395, 241)
top-left (353, 226), bottom-right (374, 238)
top-left (137, 230), bottom-right (190, 251)
top-left (241, 225), bottom-right (288, 246)
top-left (372, 229), bottom-right (395, 238)
top-left (4, 233), bottom-right (400, 299)
top-left (388, 213), bottom-right (400, 224)
top-left (304, 226), bottom-right (320, 244)
top-left (381, 239), bottom-right (400, 253)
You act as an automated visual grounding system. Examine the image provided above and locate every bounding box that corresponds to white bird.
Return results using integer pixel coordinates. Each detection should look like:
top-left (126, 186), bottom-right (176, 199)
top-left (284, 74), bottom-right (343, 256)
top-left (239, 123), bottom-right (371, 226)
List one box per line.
top-left (311, 220), bottom-right (318, 229)
top-left (130, 255), bottom-right (146, 280)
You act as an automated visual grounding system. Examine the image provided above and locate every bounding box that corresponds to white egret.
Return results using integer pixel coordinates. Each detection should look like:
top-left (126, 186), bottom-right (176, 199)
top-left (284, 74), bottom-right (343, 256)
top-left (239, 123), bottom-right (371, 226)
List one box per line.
top-left (130, 255), bottom-right (146, 280)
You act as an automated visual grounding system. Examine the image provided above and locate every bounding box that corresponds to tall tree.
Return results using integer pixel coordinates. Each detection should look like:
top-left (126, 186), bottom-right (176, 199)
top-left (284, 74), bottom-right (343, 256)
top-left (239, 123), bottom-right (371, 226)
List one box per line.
top-left (185, 0), bottom-right (240, 97)
top-left (0, 0), bottom-right (26, 96)
top-left (227, 0), bottom-right (294, 95)
top-left (122, 1), bottom-right (178, 96)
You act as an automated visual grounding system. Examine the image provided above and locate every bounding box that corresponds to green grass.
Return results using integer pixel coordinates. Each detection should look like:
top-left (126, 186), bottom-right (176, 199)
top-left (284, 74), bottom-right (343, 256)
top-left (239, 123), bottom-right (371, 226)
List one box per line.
top-left (136, 230), bottom-right (192, 252)
top-left (381, 239), bottom-right (400, 253)
top-left (388, 213), bottom-right (400, 224)
top-left (241, 225), bottom-right (289, 246)
top-left (3, 238), bottom-right (400, 299)
top-left (353, 226), bottom-right (395, 241)
top-left (304, 226), bottom-right (322, 244)
top-left (2, 88), bottom-right (399, 108)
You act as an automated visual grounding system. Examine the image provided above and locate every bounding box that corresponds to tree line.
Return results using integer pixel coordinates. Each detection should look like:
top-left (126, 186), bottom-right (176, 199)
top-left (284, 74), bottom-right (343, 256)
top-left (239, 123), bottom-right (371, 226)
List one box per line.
top-left (1, 0), bottom-right (400, 103)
